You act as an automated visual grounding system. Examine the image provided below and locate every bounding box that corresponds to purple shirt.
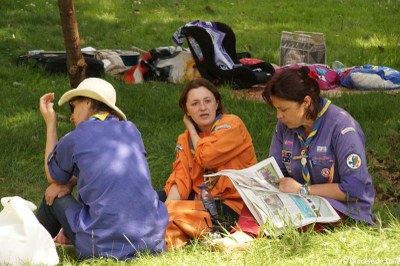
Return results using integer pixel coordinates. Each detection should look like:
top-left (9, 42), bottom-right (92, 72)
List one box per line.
top-left (48, 119), bottom-right (168, 259)
top-left (269, 101), bottom-right (375, 224)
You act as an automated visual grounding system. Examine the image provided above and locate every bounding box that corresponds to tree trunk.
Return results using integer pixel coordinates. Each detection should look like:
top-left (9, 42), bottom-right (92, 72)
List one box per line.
top-left (58, 0), bottom-right (86, 88)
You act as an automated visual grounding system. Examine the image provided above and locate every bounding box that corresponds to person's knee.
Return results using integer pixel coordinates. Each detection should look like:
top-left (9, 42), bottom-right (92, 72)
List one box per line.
top-left (52, 195), bottom-right (78, 209)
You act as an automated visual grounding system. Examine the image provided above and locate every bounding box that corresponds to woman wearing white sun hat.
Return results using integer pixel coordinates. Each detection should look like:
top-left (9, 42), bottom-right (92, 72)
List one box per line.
top-left (36, 77), bottom-right (168, 260)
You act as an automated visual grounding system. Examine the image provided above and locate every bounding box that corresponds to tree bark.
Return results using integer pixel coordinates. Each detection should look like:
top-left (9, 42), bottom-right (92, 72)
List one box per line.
top-left (58, 0), bottom-right (86, 88)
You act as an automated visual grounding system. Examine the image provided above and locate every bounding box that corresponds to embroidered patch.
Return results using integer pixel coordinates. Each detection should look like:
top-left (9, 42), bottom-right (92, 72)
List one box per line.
top-left (284, 140), bottom-right (293, 146)
top-left (282, 150), bottom-right (292, 164)
top-left (214, 124), bottom-right (231, 131)
top-left (321, 168), bottom-right (330, 178)
top-left (317, 146), bottom-right (327, 153)
top-left (341, 127), bottom-right (356, 135)
top-left (346, 154), bottom-right (362, 169)
top-left (176, 144), bottom-right (183, 151)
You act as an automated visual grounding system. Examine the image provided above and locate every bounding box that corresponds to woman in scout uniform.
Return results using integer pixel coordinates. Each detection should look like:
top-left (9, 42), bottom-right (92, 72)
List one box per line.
top-left (37, 78), bottom-right (168, 259)
top-left (159, 78), bottom-right (257, 246)
top-left (212, 66), bottom-right (375, 249)
top-left (265, 67), bottom-right (375, 224)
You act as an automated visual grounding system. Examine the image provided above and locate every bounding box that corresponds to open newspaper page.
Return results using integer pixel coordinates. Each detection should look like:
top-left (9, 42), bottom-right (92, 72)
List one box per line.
top-left (204, 157), bottom-right (340, 235)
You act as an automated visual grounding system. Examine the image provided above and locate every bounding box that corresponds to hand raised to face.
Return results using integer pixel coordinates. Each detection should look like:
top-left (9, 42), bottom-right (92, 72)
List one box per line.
top-left (39, 93), bottom-right (57, 126)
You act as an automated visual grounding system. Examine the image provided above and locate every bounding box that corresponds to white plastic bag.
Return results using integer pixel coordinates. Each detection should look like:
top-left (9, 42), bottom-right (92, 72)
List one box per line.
top-left (0, 196), bottom-right (59, 266)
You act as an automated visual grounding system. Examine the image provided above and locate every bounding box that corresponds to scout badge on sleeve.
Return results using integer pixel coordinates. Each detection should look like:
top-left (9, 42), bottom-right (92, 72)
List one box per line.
top-left (346, 154), bottom-right (362, 169)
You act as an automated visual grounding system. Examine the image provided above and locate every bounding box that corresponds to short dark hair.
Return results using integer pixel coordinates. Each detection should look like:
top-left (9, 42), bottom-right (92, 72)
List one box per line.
top-left (71, 96), bottom-right (117, 118)
top-left (88, 98), bottom-right (115, 115)
top-left (179, 78), bottom-right (225, 115)
top-left (262, 66), bottom-right (321, 120)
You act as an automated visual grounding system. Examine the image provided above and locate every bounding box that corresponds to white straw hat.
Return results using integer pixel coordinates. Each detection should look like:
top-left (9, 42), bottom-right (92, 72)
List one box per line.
top-left (58, 78), bottom-right (127, 121)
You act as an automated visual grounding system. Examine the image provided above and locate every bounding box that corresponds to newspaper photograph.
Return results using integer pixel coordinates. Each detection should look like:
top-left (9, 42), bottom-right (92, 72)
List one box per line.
top-left (204, 157), bottom-right (283, 192)
top-left (204, 157), bottom-right (340, 234)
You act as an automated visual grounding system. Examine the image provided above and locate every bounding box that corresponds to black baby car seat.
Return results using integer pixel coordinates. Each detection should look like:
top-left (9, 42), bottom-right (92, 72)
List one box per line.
top-left (173, 21), bottom-right (275, 89)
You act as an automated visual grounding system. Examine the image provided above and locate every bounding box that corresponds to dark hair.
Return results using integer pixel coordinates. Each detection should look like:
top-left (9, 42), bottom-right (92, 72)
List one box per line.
top-left (179, 77), bottom-right (225, 115)
top-left (88, 99), bottom-right (115, 115)
top-left (71, 96), bottom-right (118, 118)
top-left (262, 66), bottom-right (321, 120)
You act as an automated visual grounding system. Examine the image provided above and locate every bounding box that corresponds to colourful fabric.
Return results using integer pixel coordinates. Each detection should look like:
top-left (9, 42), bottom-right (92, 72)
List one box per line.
top-left (337, 65), bottom-right (400, 90)
top-left (89, 111), bottom-right (111, 121)
top-left (123, 46), bottom-right (201, 84)
top-left (276, 64), bottom-right (340, 90)
top-left (47, 119), bottom-right (168, 259)
top-left (268, 99), bottom-right (375, 224)
top-left (164, 114), bottom-right (257, 215)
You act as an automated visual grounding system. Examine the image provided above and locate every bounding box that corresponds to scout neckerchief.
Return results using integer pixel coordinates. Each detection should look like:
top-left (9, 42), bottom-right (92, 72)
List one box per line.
top-left (189, 114), bottom-right (222, 191)
top-left (189, 114), bottom-right (222, 156)
top-left (297, 98), bottom-right (331, 184)
top-left (89, 111), bottom-right (117, 121)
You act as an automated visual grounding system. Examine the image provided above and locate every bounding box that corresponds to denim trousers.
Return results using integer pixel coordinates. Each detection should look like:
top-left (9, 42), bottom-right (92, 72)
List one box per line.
top-left (36, 195), bottom-right (80, 244)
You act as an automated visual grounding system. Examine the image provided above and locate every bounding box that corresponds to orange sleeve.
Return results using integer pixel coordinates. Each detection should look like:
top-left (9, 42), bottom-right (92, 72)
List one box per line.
top-left (194, 115), bottom-right (252, 169)
top-left (164, 134), bottom-right (193, 199)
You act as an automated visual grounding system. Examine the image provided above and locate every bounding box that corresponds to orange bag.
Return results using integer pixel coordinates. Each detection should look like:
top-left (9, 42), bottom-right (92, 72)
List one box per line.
top-left (165, 200), bottom-right (212, 249)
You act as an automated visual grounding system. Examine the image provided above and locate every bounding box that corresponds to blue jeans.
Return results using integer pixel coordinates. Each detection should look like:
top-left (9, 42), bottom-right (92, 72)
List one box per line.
top-left (36, 195), bottom-right (80, 244)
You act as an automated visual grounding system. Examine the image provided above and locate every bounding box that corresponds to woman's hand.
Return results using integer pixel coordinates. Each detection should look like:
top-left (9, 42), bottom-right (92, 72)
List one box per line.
top-left (183, 114), bottom-right (196, 132)
top-left (278, 178), bottom-right (347, 201)
top-left (40, 93), bottom-right (57, 127)
top-left (45, 182), bottom-right (73, 206)
top-left (183, 114), bottom-right (200, 149)
top-left (277, 177), bottom-right (302, 194)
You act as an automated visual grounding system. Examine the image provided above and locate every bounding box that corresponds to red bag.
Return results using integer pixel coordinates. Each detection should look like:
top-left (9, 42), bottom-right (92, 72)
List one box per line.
top-left (239, 58), bottom-right (265, 65)
top-left (276, 63), bottom-right (340, 90)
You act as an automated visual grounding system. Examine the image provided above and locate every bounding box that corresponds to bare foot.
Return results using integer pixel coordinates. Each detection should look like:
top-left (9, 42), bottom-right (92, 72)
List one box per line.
top-left (53, 228), bottom-right (72, 246)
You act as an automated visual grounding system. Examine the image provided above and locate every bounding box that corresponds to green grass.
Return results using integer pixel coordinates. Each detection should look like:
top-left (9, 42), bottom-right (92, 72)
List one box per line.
top-left (1, 0), bottom-right (400, 265)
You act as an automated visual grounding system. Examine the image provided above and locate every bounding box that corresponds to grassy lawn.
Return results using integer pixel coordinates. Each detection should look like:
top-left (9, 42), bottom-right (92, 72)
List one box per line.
top-left (1, 0), bottom-right (400, 265)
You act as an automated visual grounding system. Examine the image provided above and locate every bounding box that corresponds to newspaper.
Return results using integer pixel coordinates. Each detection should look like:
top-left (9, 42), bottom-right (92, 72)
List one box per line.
top-left (204, 157), bottom-right (340, 235)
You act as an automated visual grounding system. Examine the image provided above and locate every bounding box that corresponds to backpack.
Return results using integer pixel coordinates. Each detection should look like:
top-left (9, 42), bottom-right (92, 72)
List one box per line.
top-left (18, 51), bottom-right (104, 77)
top-left (172, 20), bottom-right (275, 89)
